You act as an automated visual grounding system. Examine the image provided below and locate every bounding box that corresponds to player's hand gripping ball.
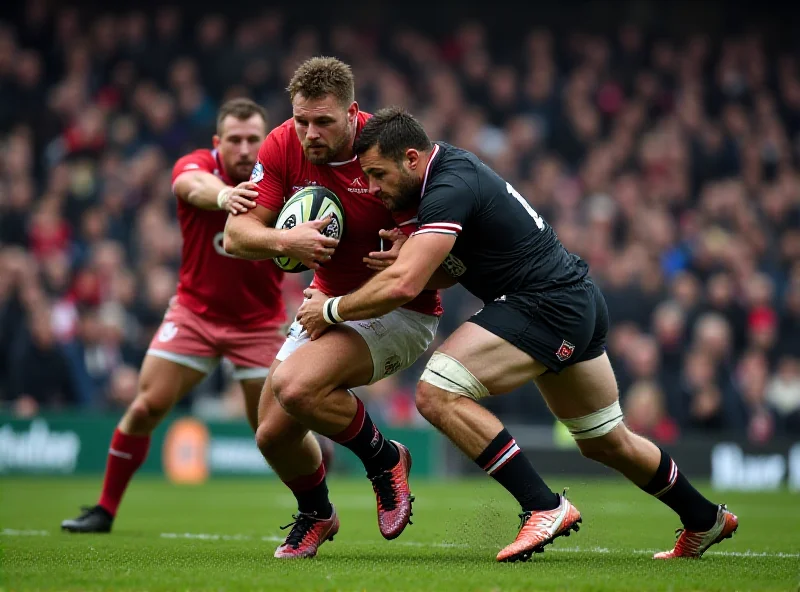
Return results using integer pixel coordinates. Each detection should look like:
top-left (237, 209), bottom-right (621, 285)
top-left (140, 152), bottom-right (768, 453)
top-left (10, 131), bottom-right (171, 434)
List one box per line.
top-left (274, 186), bottom-right (345, 272)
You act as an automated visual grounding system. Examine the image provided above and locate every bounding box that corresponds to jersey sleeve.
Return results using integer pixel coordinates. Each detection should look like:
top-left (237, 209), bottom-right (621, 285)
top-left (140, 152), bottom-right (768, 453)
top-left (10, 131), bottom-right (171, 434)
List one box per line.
top-left (413, 174), bottom-right (477, 238)
top-left (251, 131), bottom-right (287, 212)
top-left (171, 150), bottom-right (215, 187)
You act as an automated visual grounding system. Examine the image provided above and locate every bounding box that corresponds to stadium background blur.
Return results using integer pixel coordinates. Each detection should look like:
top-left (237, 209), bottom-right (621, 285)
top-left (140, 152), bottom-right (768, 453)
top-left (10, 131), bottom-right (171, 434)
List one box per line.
top-left (1, 0), bottom-right (800, 449)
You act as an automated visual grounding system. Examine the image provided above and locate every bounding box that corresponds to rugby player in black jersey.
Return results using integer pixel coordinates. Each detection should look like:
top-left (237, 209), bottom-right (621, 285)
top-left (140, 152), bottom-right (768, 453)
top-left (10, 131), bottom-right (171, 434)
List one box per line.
top-left (296, 107), bottom-right (738, 562)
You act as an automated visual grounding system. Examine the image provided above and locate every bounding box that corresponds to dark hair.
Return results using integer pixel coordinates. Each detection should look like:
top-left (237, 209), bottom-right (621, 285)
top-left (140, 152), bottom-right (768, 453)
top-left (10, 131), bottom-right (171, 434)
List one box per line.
top-left (287, 56), bottom-right (354, 107)
top-left (354, 107), bottom-right (432, 162)
top-left (216, 98), bottom-right (268, 134)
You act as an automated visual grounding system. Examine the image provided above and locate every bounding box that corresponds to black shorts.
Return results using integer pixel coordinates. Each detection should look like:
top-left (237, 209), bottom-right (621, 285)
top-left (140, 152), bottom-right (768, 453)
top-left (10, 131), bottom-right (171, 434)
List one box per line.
top-left (469, 277), bottom-right (609, 373)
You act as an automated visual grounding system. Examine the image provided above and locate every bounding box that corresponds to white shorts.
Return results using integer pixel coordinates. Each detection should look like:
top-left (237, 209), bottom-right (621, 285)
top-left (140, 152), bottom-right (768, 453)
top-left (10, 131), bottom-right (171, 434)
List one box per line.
top-left (277, 308), bottom-right (439, 384)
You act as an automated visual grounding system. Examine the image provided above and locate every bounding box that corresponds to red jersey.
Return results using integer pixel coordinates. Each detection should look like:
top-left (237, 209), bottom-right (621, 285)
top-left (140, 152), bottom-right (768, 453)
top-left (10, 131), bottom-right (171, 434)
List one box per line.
top-left (252, 114), bottom-right (442, 316)
top-left (171, 149), bottom-right (286, 327)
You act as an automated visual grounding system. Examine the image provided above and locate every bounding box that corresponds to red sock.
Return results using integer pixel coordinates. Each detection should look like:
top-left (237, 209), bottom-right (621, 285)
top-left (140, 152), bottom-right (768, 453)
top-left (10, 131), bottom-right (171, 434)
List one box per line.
top-left (98, 428), bottom-right (150, 516)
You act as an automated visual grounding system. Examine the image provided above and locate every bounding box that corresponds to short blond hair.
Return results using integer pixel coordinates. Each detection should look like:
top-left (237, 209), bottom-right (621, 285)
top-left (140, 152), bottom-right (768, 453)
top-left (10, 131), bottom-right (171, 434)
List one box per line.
top-left (287, 56), bottom-right (354, 107)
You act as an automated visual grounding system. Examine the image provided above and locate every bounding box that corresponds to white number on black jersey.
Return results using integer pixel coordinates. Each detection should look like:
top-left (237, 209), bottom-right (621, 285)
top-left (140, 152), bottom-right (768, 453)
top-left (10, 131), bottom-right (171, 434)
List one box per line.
top-left (506, 182), bottom-right (544, 230)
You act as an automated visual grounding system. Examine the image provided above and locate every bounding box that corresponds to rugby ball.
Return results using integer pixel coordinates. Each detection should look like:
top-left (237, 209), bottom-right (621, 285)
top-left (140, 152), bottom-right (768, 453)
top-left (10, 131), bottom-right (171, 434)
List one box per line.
top-left (273, 186), bottom-right (345, 272)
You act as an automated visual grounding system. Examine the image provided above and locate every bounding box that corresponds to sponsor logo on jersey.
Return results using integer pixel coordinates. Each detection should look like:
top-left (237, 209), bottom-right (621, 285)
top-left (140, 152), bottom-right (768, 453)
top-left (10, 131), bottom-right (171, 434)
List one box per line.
top-left (158, 321), bottom-right (179, 342)
top-left (182, 163), bottom-right (200, 171)
top-left (348, 177), bottom-right (369, 194)
top-left (250, 162), bottom-right (264, 183)
top-left (555, 340), bottom-right (575, 362)
top-left (441, 253), bottom-right (467, 277)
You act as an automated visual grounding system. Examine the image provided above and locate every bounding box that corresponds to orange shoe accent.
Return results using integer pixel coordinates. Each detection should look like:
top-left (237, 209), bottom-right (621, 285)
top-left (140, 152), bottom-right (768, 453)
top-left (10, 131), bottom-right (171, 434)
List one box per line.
top-left (496, 492), bottom-right (582, 563)
top-left (654, 505), bottom-right (739, 559)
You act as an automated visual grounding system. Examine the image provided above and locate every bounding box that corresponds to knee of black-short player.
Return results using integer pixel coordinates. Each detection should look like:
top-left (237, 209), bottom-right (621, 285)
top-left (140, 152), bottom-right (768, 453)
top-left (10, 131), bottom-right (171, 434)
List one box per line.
top-left (415, 381), bottom-right (458, 427)
top-left (574, 423), bottom-right (632, 465)
top-left (270, 365), bottom-right (322, 420)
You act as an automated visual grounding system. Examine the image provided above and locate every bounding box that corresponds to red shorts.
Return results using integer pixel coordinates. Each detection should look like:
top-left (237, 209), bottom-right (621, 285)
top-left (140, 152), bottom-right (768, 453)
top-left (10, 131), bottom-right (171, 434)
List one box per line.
top-left (146, 298), bottom-right (285, 380)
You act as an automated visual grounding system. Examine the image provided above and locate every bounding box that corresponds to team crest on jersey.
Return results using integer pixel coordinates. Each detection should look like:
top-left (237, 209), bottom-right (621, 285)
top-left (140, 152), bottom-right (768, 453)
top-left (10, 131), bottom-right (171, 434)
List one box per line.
top-left (158, 322), bottom-right (178, 342)
top-left (555, 340), bottom-right (575, 362)
top-left (441, 253), bottom-right (467, 277)
top-left (348, 177), bottom-right (369, 193)
top-left (250, 162), bottom-right (264, 183)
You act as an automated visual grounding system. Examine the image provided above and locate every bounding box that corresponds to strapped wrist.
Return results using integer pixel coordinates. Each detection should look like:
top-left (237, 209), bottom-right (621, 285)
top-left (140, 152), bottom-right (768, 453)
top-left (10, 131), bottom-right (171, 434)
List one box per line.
top-left (322, 297), bottom-right (344, 324)
top-left (216, 188), bottom-right (229, 209)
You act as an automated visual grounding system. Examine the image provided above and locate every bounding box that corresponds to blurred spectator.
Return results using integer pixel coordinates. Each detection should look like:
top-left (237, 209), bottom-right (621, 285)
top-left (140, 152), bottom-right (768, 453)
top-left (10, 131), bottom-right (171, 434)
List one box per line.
top-left (766, 357), bottom-right (800, 433)
top-left (623, 380), bottom-right (679, 444)
top-left (6, 309), bottom-right (77, 415)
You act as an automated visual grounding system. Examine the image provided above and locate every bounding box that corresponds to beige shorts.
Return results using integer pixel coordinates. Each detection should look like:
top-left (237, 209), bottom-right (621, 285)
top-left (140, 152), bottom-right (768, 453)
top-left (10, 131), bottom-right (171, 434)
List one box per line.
top-left (277, 308), bottom-right (439, 384)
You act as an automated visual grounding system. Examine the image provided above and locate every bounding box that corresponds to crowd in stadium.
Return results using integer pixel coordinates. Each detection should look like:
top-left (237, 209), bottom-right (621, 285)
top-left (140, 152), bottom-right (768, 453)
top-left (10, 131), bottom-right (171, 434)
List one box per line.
top-left (1, 3), bottom-right (799, 442)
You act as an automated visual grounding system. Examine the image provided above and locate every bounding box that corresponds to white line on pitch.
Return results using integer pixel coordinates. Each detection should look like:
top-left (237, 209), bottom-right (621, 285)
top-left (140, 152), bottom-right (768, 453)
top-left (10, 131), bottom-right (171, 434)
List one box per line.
top-left (4, 528), bottom-right (798, 559)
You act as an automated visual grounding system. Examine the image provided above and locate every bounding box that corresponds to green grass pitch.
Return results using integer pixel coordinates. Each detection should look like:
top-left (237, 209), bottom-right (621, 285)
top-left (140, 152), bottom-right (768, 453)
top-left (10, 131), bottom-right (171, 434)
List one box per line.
top-left (1, 476), bottom-right (798, 591)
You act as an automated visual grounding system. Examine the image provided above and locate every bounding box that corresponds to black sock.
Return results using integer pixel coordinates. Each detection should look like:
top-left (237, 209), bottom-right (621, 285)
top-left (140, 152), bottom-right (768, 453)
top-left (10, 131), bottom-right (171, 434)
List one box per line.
top-left (330, 395), bottom-right (399, 477)
top-left (475, 428), bottom-right (560, 512)
top-left (284, 463), bottom-right (333, 519)
top-left (640, 448), bottom-right (718, 531)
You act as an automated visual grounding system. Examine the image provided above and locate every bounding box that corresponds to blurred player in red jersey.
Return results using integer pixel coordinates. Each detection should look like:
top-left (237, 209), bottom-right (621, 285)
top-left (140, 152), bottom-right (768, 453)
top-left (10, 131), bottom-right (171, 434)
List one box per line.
top-left (62, 99), bottom-right (288, 533)
top-left (224, 57), bottom-right (446, 558)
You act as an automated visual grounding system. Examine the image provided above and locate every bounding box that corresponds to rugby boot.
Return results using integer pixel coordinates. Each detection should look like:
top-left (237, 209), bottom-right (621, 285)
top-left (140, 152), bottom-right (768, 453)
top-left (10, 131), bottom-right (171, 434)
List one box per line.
top-left (273, 506), bottom-right (340, 559)
top-left (496, 491), bottom-right (582, 562)
top-left (369, 440), bottom-right (414, 540)
top-left (61, 505), bottom-right (114, 533)
top-left (653, 504), bottom-right (739, 559)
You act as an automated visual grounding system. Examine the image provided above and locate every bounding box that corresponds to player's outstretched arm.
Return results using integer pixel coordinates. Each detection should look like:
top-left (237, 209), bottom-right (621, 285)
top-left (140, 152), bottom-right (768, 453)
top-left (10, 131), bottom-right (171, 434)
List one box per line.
top-left (296, 232), bottom-right (454, 339)
top-left (173, 172), bottom-right (258, 214)
top-left (364, 229), bottom-right (457, 290)
top-left (338, 232), bottom-right (454, 318)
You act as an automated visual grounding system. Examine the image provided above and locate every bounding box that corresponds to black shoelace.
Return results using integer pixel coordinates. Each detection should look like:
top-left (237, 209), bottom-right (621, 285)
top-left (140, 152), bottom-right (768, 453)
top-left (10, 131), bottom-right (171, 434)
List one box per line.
top-left (369, 471), bottom-right (397, 511)
top-left (280, 512), bottom-right (319, 548)
top-left (517, 511), bottom-right (532, 531)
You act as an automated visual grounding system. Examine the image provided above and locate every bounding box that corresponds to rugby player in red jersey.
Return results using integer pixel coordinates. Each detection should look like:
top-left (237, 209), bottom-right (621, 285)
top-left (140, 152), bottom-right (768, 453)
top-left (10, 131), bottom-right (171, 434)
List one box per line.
top-left (62, 99), bottom-right (289, 533)
top-left (224, 57), bottom-right (444, 558)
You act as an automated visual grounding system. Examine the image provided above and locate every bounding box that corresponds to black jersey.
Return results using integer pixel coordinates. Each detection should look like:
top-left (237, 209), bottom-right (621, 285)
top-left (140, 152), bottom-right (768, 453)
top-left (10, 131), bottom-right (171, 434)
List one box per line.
top-left (413, 142), bottom-right (588, 303)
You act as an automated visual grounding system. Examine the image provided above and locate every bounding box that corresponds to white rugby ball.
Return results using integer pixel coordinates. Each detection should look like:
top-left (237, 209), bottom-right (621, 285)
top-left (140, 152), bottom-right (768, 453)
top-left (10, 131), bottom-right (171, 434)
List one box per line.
top-left (274, 186), bottom-right (345, 272)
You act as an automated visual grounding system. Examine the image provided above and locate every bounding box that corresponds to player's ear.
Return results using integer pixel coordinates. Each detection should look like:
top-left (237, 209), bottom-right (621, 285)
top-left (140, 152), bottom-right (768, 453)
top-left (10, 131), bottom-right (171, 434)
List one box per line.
top-left (212, 135), bottom-right (221, 148)
top-left (348, 102), bottom-right (358, 124)
top-left (405, 149), bottom-right (420, 170)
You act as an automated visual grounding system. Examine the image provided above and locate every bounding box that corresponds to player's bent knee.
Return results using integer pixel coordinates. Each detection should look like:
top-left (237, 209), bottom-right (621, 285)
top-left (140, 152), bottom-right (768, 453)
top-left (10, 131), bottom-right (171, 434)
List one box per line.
top-left (419, 352), bottom-right (489, 401)
top-left (575, 424), bottom-right (634, 464)
top-left (414, 381), bottom-right (445, 422)
top-left (559, 399), bottom-right (624, 442)
top-left (270, 367), bottom-right (317, 418)
top-left (125, 395), bottom-right (171, 432)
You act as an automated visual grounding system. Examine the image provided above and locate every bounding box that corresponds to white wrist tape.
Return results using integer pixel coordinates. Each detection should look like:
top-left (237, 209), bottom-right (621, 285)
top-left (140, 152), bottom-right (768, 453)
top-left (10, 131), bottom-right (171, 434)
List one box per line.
top-left (216, 188), bottom-right (229, 209)
top-left (322, 297), bottom-right (345, 324)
